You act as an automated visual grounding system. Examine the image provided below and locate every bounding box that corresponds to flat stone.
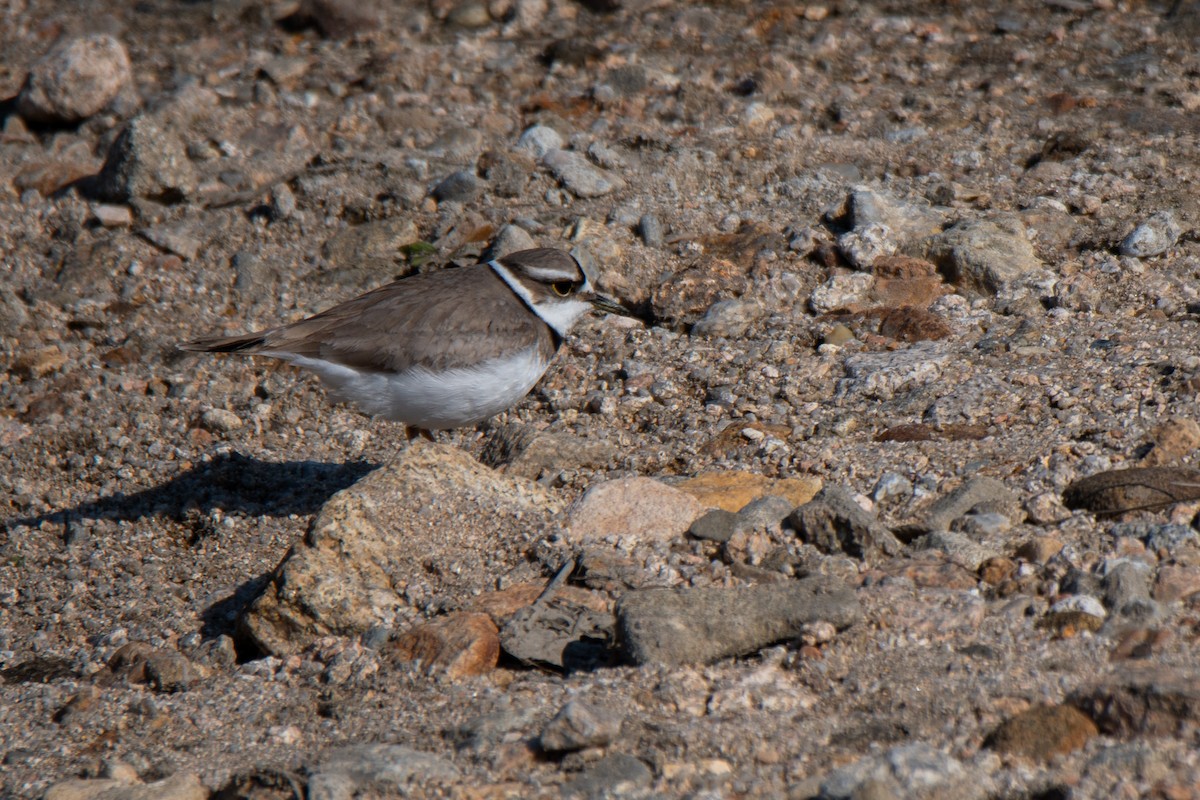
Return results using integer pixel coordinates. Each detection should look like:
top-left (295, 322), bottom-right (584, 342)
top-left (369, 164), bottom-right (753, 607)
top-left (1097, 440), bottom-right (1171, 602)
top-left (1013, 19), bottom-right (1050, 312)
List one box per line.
top-left (542, 149), bottom-right (624, 198)
top-left (139, 222), bottom-right (207, 260)
top-left (44, 772), bottom-right (207, 800)
top-left (560, 754), bottom-right (652, 800)
top-left (104, 641), bottom-right (202, 692)
top-left (615, 575), bottom-right (861, 666)
top-left (691, 297), bottom-right (763, 338)
top-left (239, 442), bottom-right (564, 655)
top-left (564, 477), bottom-right (704, 546)
top-left (984, 704), bottom-right (1099, 761)
top-left (911, 530), bottom-right (996, 572)
top-left (90, 203), bottom-right (133, 227)
top-left (845, 186), bottom-right (943, 245)
top-left (500, 595), bottom-right (614, 672)
top-left (432, 169), bottom-right (482, 203)
top-left (676, 471), bottom-right (822, 513)
top-left (810, 273), bottom-right (875, 313)
top-left (838, 342), bottom-right (951, 401)
top-left (390, 611), bottom-right (500, 679)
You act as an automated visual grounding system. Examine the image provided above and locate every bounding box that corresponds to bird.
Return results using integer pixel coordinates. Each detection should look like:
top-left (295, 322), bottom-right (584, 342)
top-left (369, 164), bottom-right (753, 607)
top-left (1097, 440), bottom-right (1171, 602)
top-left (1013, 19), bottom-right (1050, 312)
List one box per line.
top-left (180, 248), bottom-right (639, 433)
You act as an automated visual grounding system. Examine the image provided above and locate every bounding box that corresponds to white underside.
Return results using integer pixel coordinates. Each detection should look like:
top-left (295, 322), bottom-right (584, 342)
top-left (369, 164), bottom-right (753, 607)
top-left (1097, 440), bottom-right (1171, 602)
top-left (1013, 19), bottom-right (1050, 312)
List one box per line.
top-left (275, 346), bottom-right (551, 429)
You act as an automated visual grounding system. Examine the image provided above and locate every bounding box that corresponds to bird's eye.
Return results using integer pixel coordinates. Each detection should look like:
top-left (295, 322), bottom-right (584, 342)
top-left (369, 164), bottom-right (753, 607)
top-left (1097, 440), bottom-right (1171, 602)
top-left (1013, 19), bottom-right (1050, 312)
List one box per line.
top-left (552, 281), bottom-right (573, 297)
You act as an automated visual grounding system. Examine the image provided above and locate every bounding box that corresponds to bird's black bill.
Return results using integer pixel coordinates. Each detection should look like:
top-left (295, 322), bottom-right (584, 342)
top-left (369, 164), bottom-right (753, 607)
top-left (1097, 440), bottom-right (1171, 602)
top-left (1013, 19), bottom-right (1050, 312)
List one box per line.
top-left (589, 294), bottom-right (643, 321)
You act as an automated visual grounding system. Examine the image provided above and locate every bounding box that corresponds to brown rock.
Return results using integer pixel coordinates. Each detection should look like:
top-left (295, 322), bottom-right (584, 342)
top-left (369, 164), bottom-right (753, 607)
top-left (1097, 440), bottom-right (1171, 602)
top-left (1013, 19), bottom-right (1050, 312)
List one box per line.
top-left (1140, 417), bottom-right (1200, 466)
top-left (391, 612), bottom-right (500, 679)
top-left (979, 556), bottom-right (1017, 586)
top-left (1070, 663), bottom-right (1200, 736)
top-left (1154, 565), bottom-right (1200, 603)
top-left (867, 255), bottom-right (950, 308)
top-left (10, 345), bottom-right (68, 379)
top-left (874, 305), bottom-right (952, 342)
top-left (1015, 535), bottom-right (1064, 564)
top-left (1109, 627), bottom-right (1173, 661)
top-left (1063, 467), bottom-right (1200, 514)
top-left (467, 582), bottom-right (545, 622)
top-left (565, 477), bottom-right (705, 545)
top-left (13, 159), bottom-right (97, 196)
top-left (984, 704), bottom-right (1098, 761)
top-left (676, 470), bottom-right (822, 513)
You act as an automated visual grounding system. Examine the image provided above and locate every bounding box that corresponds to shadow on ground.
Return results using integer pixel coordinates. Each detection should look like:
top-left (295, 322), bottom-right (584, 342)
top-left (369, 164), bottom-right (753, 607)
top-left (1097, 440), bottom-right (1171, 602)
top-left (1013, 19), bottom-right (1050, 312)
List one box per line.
top-left (2, 451), bottom-right (378, 534)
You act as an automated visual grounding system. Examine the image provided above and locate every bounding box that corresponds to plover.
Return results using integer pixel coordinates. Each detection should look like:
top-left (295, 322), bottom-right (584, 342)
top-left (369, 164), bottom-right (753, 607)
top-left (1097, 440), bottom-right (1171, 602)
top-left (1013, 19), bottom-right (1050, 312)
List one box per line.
top-left (181, 248), bottom-right (638, 431)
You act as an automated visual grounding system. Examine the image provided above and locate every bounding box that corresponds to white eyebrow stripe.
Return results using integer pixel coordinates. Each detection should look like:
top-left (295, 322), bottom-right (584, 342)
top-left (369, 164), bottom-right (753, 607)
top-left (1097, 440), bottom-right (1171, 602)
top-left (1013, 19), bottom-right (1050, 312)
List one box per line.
top-left (514, 265), bottom-right (582, 283)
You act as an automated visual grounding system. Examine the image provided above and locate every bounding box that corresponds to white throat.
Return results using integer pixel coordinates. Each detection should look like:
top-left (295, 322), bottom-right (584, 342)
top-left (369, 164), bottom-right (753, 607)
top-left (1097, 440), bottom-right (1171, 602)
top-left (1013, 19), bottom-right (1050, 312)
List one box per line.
top-left (488, 259), bottom-right (593, 338)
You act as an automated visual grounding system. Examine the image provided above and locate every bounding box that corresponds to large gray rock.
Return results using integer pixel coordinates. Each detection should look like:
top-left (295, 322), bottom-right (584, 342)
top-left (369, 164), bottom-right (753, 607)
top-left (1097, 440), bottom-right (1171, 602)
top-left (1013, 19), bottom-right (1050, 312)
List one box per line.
top-left (920, 216), bottom-right (1042, 296)
top-left (615, 576), bottom-right (861, 666)
top-left (239, 442), bottom-right (564, 656)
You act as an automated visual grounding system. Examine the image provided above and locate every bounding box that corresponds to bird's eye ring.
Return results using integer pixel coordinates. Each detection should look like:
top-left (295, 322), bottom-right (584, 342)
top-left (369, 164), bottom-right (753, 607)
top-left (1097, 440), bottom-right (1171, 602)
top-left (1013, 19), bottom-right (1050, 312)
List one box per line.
top-left (552, 281), bottom-right (573, 297)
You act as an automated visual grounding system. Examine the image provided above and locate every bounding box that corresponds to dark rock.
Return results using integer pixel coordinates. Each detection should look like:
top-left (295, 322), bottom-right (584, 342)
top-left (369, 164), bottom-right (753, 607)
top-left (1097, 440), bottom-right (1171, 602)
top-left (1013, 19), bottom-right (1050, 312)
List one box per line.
top-left (96, 115), bottom-right (197, 204)
top-left (688, 509), bottom-right (740, 543)
top-left (787, 486), bottom-right (902, 559)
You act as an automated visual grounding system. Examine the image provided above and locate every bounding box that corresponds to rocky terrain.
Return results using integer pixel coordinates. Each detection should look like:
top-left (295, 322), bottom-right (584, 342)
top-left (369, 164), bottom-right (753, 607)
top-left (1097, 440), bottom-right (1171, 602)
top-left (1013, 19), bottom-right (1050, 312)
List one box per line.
top-left (4, 0), bottom-right (1200, 797)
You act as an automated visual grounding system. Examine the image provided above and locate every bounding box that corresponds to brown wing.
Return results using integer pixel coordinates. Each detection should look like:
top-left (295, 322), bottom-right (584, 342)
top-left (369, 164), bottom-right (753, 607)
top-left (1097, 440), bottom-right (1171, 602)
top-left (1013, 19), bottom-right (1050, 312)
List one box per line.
top-left (185, 264), bottom-right (556, 373)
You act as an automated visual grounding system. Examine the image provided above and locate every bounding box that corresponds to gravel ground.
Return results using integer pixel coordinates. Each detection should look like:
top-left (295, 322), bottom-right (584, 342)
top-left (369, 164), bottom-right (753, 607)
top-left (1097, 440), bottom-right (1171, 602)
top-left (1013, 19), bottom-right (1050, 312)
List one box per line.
top-left (5, 0), bottom-right (1200, 798)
